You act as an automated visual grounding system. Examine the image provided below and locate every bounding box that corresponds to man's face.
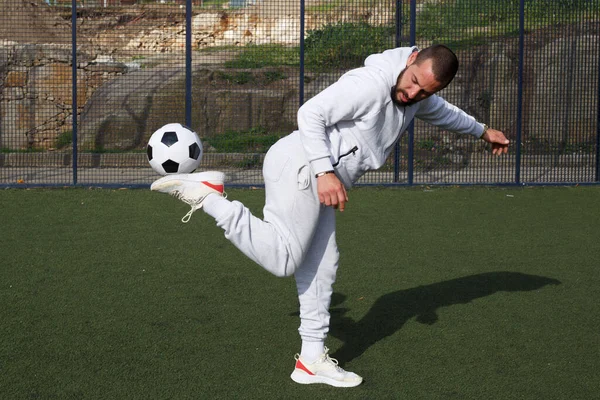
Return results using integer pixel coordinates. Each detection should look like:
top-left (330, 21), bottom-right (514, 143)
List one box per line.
top-left (392, 55), bottom-right (444, 107)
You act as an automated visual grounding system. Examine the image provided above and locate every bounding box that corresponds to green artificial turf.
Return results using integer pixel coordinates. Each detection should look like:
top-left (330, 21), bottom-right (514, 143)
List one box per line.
top-left (0, 186), bottom-right (598, 399)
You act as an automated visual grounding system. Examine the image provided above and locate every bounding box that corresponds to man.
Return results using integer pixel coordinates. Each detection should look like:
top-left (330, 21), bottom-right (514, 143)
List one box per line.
top-left (151, 45), bottom-right (510, 387)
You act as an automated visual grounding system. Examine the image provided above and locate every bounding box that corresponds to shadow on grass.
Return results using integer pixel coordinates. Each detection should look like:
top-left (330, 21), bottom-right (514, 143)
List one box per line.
top-left (328, 271), bottom-right (561, 363)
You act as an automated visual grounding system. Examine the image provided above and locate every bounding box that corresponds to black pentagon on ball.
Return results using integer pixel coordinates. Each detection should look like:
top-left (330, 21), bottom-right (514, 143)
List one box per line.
top-left (162, 159), bottom-right (180, 173)
top-left (189, 142), bottom-right (201, 160)
top-left (147, 145), bottom-right (153, 160)
top-left (161, 131), bottom-right (178, 147)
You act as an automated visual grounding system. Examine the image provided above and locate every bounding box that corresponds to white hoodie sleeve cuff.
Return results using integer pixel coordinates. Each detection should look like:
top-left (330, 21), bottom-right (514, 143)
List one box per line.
top-left (310, 157), bottom-right (335, 176)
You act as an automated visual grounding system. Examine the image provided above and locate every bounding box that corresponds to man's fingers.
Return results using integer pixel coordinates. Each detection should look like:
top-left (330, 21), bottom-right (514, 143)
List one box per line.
top-left (319, 192), bottom-right (326, 205)
top-left (338, 188), bottom-right (348, 212)
top-left (320, 193), bottom-right (334, 206)
top-left (316, 173), bottom-right (348, 211)
top-left (319, 189), bottom-right (348, 211)
top-left (483, 129), bottom-right (510, 156)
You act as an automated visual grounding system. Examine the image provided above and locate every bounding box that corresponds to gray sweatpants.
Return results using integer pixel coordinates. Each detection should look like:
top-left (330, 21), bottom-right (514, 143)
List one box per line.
top-left (202, 131), bottom-right (339, 343)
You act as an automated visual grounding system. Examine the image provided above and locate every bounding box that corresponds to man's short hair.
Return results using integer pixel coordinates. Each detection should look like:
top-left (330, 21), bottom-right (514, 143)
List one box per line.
top-left (414, 44), bottom-right (459, 89)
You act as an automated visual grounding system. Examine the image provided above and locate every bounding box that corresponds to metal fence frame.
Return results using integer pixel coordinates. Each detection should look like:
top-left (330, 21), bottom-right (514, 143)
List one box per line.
top-left (1, 0), bottom-right (599, 188)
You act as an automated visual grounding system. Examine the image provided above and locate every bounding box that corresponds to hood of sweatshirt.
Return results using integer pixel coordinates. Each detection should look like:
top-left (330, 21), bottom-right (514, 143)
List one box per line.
top-left (363, 46), bottom-right (419, 88)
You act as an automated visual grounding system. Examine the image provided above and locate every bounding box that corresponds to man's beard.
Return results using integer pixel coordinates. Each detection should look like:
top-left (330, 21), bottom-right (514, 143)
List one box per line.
top-left (391, 67), bottom-right (416, 107)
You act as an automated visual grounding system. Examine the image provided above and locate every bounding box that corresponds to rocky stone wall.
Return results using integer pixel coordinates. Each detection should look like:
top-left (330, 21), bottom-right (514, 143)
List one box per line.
top-left (123, 8), bottom-right (395, 52)
top-left (0, 41), bottom-right (131, 150)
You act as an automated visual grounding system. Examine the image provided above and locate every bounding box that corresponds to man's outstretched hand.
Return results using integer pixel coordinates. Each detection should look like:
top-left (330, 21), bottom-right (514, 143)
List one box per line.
top-left (482, 128), bottom-right (510, 155)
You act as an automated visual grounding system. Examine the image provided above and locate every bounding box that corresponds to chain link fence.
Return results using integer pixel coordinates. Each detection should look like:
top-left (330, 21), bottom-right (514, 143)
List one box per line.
top-left (1, 0), bottom-right (599, 187)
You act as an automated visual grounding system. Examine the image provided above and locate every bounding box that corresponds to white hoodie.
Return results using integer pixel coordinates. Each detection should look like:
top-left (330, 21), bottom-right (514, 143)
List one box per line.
top-left (297, 46), bottom-right (485, 188)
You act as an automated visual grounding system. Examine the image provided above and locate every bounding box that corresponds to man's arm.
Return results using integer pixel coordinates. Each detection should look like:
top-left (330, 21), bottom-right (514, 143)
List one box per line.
top-left (297, 73), bottom-right (386, 211)
top-left (415, 95), bottom-right (509, 155)
top-left (297, 72), bottom-right (387, 174)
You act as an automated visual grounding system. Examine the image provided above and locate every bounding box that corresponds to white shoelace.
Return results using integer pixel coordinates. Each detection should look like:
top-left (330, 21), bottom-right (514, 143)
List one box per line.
top-left (169, 190), bottom-right (203, 223)
top-left (319, 353), bottom-right (344, 373)
top-left (170, 190), bottom-right (226, 223)
top-left (181, 207), bottom-right (198, 223)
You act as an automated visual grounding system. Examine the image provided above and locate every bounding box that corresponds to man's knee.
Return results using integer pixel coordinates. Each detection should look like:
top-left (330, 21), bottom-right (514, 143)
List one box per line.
top-left (259, 250), bottom-right (299, 278)
top-left (271, 268), bottom-right (295, 278)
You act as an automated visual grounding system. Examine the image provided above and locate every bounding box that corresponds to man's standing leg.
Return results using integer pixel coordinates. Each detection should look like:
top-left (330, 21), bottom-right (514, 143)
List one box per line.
top-left (295, 206), bottom-right (337, 355)
top-left (290, 206), bottom-right (363, 387)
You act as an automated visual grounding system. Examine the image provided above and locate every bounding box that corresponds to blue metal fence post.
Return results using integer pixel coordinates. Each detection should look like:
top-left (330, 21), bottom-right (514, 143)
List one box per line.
top-left (185, 0), bottom-right (192, 127)
top-left (299, 0), bottom-right (305, 107)
top-left (407, 0), bottom-right (416, 186)
top-left (71, 0), bottom-right (78, 185)
top-left (515, 0), bottom-right (524, 185)
top-left (393, 0), bottom-right (403, 182)
top-left (395, 0), bottom-right (402, 47)
top-left (596, 43), bottom-right (600, 182)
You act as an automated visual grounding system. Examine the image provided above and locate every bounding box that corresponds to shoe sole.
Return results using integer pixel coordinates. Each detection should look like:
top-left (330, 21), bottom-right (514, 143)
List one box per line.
top-left (290, 370), bottom-right (363, 388)
top-left (151, 171), bottom-right (225, 192)
top-left (150, 179), bottom-right (183, 191)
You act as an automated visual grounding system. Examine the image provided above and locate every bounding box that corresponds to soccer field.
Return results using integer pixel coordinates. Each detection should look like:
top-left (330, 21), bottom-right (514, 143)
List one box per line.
top-left (1, 186), bottom-right (598, 399)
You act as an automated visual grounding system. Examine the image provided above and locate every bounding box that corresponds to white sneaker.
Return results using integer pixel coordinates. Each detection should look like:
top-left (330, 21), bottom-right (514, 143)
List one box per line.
top-left (151, 171), bottom-right (225, 223)
top-left (290, 347), bottom-right (363, 387)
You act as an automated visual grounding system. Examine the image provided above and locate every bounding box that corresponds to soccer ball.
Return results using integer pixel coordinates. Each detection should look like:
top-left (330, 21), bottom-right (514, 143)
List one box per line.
top-left (146, 123), bottom-right (203, 175)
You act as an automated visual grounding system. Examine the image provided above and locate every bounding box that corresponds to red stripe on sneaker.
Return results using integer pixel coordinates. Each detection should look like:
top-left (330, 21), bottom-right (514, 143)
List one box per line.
top-left (295, 359), bottom-right (315, 376)
top-left (202, 181), bottom-right (224, 193)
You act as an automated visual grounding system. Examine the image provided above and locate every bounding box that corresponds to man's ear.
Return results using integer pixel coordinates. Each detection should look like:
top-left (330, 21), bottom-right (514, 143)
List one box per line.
top-left (406, 51), bottom-right (418, 66)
